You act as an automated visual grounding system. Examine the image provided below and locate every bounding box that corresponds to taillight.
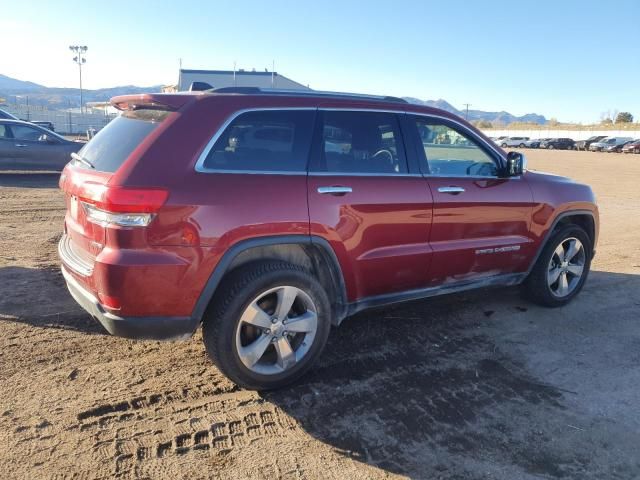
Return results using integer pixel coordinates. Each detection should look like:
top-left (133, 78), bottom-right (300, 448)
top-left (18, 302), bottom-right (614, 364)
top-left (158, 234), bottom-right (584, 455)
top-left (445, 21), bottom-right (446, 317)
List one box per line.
top-left (78, 184), bottom-right (168, 227)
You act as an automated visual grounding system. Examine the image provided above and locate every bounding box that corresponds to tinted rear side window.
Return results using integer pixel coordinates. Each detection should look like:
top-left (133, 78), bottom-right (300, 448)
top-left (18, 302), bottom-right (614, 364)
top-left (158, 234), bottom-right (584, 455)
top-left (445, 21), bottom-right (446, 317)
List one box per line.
top-left (201, 110), bottom-right (315, 173)
top-left (75, 109), bottom-right (171, 173)
top-left (311, 110), bottom-right (407, 174)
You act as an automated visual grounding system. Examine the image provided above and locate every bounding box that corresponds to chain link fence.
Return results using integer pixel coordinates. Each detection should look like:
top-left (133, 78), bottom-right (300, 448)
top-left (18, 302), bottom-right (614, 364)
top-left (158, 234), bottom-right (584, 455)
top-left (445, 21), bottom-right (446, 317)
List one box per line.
top-left (1, 103), bottom-right (116, 136)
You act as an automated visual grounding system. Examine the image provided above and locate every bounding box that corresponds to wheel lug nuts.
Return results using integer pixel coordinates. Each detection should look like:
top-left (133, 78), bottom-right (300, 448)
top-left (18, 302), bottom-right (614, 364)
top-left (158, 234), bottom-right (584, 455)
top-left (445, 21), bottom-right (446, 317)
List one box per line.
top-left (271, 337), bottom-right (277, 342)
top-left (271, 318), bottom-right (277, 324)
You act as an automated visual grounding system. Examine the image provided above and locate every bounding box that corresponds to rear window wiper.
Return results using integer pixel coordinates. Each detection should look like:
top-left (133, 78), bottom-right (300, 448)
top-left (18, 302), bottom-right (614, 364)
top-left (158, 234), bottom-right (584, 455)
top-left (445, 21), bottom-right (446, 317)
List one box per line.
top-left (71, 152), bottom-right (95, 169)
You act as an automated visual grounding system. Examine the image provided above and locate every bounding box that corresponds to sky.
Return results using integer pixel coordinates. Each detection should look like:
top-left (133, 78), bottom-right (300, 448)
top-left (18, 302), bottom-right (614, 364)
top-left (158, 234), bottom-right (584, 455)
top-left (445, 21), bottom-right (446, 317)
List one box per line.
top-left (1, 0), bottom-right (639, 123)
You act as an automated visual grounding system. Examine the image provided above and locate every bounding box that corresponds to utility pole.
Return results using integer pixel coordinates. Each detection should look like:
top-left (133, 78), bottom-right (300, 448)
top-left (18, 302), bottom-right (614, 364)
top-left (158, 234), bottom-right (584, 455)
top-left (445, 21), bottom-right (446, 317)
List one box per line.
top-left (69, 46), bottom-right (88, 114)
top-left (463, 103), bottom-right (471, 121)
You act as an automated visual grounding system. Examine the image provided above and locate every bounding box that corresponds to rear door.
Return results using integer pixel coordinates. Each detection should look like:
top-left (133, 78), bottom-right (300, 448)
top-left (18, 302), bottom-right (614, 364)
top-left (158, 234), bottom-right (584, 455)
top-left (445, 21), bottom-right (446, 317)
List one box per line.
top-left (307, 109), bottom-right (434, 301)
top-left (406, 115), bottom-right (535, 285)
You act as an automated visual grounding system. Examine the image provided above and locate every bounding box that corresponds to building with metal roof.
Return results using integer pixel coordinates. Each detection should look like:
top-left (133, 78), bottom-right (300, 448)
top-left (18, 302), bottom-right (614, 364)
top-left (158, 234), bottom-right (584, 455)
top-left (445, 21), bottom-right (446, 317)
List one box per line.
top-left (178, 69), bottom-right (310, 92)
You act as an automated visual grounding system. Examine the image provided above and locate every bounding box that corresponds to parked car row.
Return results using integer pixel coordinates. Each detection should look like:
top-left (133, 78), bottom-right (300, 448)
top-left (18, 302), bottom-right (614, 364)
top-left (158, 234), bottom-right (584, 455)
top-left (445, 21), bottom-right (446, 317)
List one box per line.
top-left (489, 134), bottom-right (640, 153)
top-left (589, 137), bottom-right (637, 152)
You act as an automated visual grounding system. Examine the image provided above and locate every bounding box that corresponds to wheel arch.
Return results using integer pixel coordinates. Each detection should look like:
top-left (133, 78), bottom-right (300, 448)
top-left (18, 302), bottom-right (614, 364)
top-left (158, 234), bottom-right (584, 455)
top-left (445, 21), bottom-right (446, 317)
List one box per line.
top-left (192, 235), bottom-right (348, 326)
top-left (526, 210), bottom-right (597, 275)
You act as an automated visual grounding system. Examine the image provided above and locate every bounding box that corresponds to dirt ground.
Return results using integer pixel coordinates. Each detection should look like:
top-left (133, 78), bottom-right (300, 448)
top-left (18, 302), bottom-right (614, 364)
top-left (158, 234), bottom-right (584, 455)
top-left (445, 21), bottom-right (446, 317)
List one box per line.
top-left (1, 150), bottom-right (639, 480)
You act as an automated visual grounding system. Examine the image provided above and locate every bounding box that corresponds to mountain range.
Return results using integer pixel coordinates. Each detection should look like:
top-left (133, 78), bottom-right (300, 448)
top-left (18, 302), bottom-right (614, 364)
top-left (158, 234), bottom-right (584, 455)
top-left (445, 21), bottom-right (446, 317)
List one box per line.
top-left (0, 74), bottom-right (547, 124)
top-left (0, 74), bottom-right (161, 109)
top-left (403, 97), bottom-right (547, 125)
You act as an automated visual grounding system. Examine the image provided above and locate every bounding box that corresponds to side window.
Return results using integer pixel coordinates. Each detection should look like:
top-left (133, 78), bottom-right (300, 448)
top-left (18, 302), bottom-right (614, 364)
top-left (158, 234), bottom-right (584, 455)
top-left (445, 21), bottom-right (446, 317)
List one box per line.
top-left (313, 111), bottom-right (407, 174)
top-left (202, 110), bottom-right (315, 172)
top-left (414, 119), bottom-right (498, 177)
top-left (0, 125), bottom-right (9, 139)
top-left (10, 125), bottom-right (45, 142)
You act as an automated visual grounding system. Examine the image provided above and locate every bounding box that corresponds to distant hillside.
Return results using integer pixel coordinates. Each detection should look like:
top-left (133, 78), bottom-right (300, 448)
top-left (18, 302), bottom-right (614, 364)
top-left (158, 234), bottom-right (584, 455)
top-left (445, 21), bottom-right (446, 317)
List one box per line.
top-left (0, 74), bottom-right (548, 124)
top-left (403, 97), bottom-right (547, 125)
top-left (0, 74), bottom-right (161, 109)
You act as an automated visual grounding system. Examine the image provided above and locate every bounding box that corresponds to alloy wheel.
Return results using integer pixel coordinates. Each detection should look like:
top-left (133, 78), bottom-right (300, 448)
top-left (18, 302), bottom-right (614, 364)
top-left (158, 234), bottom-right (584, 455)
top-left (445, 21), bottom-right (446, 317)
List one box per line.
top-left (234, 286), bottom-right (318, 375)
top-left (547, 237), bottom-right (586, 298)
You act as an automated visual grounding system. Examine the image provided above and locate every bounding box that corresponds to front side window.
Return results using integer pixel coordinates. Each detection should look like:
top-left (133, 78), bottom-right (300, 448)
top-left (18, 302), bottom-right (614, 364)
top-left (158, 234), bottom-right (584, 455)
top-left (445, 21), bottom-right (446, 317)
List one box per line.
top-left (413, 118), bottom-right (498, 177)
top-left (10, 125), bottom-right (46, 142)
top-left (202, 110), bottom-right (315, 172)
top-left (312, 110), bottom-right (407, 174)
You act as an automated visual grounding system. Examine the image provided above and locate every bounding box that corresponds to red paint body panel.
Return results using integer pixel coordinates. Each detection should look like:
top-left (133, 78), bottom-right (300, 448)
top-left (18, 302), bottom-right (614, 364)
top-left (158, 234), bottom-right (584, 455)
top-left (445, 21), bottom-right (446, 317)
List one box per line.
top-left (58, 92), bottom-right (599, 326)
top-left (425, 176), bottom-right (535, 284)
top-left (308, 175), bottom-right (433, 300)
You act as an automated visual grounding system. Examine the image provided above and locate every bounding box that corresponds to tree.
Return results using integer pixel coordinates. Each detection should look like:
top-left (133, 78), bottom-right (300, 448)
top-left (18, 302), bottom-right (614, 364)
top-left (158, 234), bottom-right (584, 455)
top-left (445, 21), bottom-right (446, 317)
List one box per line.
top-left (548, 117), bottom-right (559, 127)
top-left (616, 112), bottom-right (634, 123)
top-left (476, 120), bottom-right (493, 128)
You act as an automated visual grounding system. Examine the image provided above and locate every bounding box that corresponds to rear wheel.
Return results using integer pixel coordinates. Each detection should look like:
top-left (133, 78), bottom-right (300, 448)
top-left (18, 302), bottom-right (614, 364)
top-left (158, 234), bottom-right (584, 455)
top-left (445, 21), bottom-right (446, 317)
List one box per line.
top-left (519, 143), bottom-right (526, 148)
top-left (501, 143), bottom-right (508, 148)
top-left (547, 144), bottom-right (554, 150)
top-left (203, 261), bottom-right (331, 390)
top-left (524, 225), bottom-right (591, 307)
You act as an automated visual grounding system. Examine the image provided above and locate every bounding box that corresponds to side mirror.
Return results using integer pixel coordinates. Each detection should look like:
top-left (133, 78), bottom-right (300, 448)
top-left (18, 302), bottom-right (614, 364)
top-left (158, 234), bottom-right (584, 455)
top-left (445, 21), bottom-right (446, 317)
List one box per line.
top-left (504, 151), bottom-right (526, 176)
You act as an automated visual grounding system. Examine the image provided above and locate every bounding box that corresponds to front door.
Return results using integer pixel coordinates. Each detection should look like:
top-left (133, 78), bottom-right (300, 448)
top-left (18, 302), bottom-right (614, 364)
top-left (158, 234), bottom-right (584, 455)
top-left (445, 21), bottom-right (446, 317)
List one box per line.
top-left (406, 115), bottom-right (535, 285)
top-left (307, 109), bottom-right (434, 301)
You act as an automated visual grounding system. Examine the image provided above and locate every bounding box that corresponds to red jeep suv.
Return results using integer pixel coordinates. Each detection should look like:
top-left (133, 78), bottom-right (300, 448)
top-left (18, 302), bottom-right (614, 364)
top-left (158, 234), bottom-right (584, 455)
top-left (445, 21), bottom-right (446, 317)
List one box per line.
top-left (59, 88), bottom-right (598, 389)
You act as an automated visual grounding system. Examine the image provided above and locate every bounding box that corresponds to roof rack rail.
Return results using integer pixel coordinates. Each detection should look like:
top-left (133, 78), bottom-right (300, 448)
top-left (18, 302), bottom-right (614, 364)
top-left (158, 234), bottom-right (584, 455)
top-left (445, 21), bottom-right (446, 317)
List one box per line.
top-left (208, 87), bottom-right (408, 104)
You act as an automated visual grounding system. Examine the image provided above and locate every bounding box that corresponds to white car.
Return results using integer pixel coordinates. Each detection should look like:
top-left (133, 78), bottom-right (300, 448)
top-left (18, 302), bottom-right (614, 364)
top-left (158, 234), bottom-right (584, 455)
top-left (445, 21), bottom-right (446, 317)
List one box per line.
top-left (589, 137), bottom-right (634, 152)
top-left (498, 136), bottom-right (530, 148)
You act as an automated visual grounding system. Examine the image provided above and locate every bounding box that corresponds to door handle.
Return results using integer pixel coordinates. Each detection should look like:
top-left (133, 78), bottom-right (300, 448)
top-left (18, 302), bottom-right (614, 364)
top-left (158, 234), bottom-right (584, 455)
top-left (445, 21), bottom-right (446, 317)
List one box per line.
top-left (437, 186), bottom-right (465, 194)
top-left (15, 144), bottom-right (28, 148)
top-left (317, 186), bottom-right (353, 196)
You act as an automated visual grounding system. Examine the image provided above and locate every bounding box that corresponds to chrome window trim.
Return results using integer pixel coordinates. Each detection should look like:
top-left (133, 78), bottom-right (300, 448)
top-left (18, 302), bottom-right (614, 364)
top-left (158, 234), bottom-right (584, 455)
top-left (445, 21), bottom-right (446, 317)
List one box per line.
top-left (309, 172), bottom-right (422, 178)
top-left (194, 106), bottom-right (507, 177)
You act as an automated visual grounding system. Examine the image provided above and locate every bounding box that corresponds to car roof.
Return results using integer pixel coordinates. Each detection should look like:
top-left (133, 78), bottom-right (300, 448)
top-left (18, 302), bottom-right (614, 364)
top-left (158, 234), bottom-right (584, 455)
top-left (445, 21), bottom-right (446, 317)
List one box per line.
top-left (110, 89), bottom-right (466, 121)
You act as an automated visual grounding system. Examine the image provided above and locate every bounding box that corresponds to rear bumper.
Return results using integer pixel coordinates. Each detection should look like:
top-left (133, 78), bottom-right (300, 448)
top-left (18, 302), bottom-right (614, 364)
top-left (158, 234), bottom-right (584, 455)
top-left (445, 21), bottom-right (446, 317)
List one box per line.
top-left (61, 265), bottom-right (198, 340)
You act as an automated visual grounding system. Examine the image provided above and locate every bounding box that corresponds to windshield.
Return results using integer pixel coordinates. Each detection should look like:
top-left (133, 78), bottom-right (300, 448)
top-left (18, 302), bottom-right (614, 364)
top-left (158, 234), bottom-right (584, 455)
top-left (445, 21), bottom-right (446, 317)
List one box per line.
top-left (75, 109), bottom-right (172, 172)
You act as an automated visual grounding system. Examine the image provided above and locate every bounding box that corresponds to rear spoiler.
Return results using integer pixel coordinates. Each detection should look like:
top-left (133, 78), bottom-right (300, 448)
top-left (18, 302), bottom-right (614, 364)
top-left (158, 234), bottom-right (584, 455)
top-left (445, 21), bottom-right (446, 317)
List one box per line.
top-left (110, 93), bottom-right (198, 112)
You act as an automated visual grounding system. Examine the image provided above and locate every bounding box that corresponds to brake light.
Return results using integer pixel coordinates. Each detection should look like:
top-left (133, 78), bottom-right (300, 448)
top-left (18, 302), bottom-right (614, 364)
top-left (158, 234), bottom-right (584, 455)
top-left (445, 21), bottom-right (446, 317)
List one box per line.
top-left (78, 184), bottom-right (168, 227)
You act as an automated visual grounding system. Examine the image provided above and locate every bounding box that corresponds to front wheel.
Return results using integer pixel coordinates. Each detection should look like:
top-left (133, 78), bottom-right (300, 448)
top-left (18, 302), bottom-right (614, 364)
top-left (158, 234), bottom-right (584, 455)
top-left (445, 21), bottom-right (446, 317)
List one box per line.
top-left (524, 225), bottom-right (592, 307)
top-left (547, 144), bottom-right (554, 150)
top-left (203, 261), bottom-right (331, 390)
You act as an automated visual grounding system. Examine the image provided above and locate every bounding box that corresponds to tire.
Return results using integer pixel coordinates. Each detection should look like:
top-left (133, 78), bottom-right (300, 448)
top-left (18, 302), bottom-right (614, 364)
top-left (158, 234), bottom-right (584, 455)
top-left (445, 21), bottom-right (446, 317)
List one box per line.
top-left (524, 224), bottom-right (592, 307)
top-left (501, 143), bottom-right (508, 148)
top-left (202, 260), bottom-right (331, 390)
top-left (547, 144), bottom-right (554, 150)
top-left (519, 143), bottom-right (526, 148)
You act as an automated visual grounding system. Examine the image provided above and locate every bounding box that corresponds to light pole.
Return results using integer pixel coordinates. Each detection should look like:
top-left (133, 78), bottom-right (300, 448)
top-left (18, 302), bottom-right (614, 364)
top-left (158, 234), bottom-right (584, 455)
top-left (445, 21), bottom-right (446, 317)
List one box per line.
top-left (463, 103), bottom-right (471, 121)
top-left (69, 46), bottom-right (88, 114)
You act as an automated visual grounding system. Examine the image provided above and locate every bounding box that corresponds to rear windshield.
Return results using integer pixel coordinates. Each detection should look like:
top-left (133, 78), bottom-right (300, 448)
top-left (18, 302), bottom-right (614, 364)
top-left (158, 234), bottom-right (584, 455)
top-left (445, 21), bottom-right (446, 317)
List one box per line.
top-left (75, 109), bottom-right (171, 172)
